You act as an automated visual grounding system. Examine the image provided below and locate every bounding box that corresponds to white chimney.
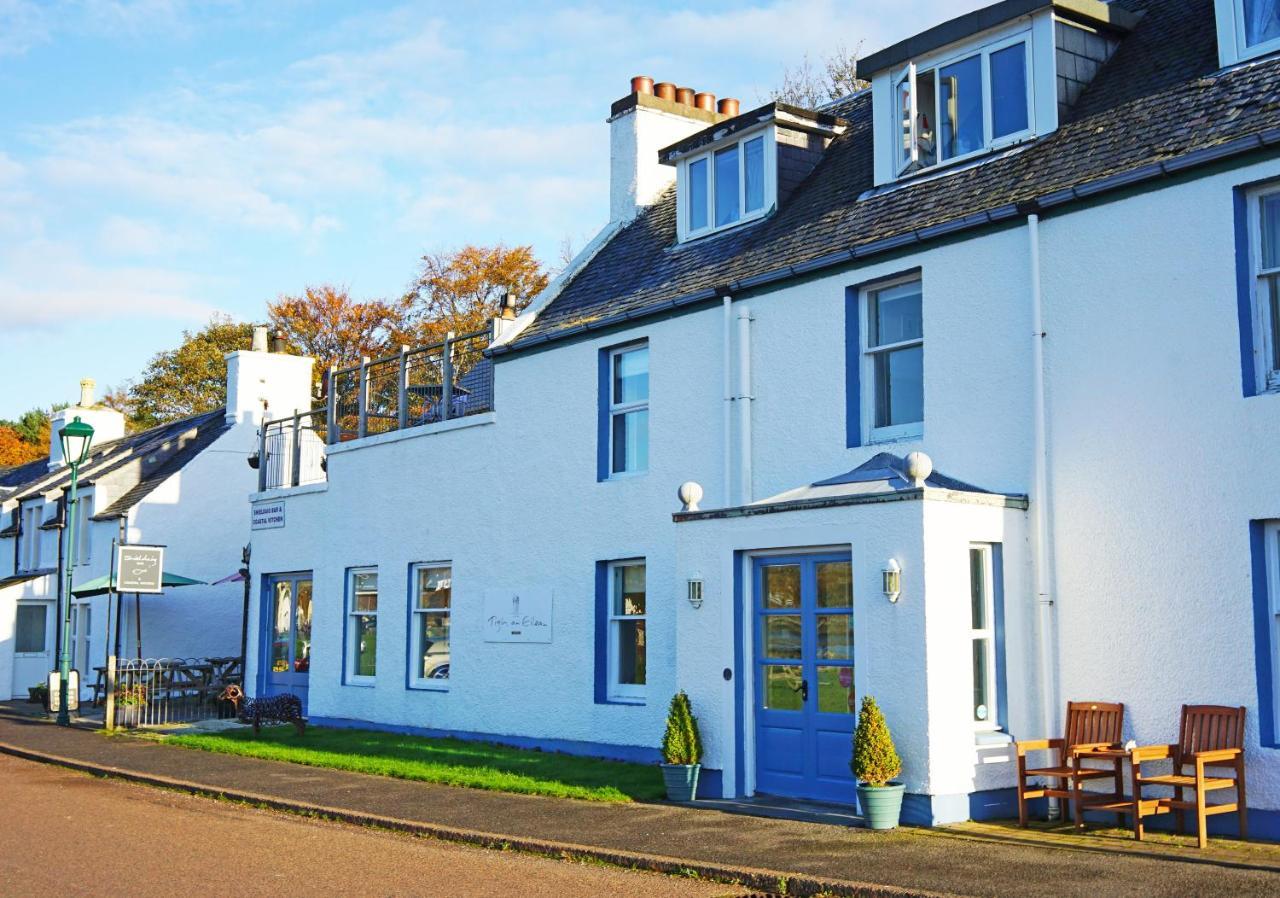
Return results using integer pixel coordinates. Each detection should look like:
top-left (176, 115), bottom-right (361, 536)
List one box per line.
top-left (224, 347), bottom-right (315, 426)
top-left (48, 378), bottom-right (126, 470)
top-left (609, 78), bottom-right (720, 224)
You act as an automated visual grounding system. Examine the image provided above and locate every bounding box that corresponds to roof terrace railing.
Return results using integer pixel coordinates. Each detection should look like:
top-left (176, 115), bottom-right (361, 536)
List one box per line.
top-left (256, 328), bottom-right (495, 490)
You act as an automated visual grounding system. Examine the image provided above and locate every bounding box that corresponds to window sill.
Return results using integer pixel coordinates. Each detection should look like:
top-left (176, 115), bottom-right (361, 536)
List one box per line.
top-left (975, 729), bottom-right (1012, 747)
top-left (865, 429), bottom-right (923, 446)
top-left (601, 696), bottom-right (646, 706)
top-left (345, 678), bottom-right (376, 688)
top-left (408, 682), bottom-right (450, 693)
top-left (604, 470), bottom-right (648, 483)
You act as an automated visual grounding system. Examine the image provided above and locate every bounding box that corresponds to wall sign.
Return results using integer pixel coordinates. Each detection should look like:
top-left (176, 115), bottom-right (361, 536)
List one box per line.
top-left (482, 588), bottom-right (553, 643)
top-left (251, 501), bottom-right (286, 530)
top-left (117, 545), bottom-right (164, 593)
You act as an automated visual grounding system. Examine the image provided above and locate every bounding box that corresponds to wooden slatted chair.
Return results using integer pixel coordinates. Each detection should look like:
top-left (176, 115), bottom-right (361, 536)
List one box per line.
top-left (1130, 705), bottom-right (1247, 847)
top-left (1016, 701), bottom-right (1125, 828)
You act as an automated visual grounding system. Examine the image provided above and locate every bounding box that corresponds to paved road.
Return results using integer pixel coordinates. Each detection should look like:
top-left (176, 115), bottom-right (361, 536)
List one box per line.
top-left (0, 755), bottom-right (748, 898)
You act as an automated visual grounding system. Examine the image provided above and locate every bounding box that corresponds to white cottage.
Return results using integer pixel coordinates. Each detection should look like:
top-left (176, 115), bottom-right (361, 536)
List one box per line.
top-left (245, 0), bottom-right (1280, 835)
top-left (0, 339), bottom-right (312, 703)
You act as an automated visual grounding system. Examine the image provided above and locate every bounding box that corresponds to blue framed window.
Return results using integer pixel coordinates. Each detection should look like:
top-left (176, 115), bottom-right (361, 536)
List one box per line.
top-left (408, 563), bottom-right (451, 688)
top-left (346, 568), bottom-right (378, 683)
top-left (850, 274), bottom-right (923, 444)
top-left (1254, 520), bottom-right (1280, 747)
top-left (594, 558), bottom-right (647, 704)
top-left (969, 543), bottom-right (1007, 730)
top-left (598, 342), bottom-right (649, 480)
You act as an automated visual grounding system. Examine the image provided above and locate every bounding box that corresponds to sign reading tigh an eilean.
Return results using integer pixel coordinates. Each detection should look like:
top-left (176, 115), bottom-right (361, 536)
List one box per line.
top-left (117, 545), bottom-right (165, 593)
top-left (482, 588), bottom-right (552, 643)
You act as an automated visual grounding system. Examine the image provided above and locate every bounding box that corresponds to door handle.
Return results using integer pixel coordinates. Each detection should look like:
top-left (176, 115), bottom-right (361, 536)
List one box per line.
top-left (794, 679), bottom-right (809, 702)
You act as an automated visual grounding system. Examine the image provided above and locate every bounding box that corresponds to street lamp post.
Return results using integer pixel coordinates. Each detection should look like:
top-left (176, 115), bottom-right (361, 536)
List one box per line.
top-left (56, 416), bottom-right (94, 727)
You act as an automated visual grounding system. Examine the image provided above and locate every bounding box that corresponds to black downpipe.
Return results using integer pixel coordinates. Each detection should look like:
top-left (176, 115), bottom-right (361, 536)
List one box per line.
top-left (238, 544), bottom-right (251, 687)
top-left (53, 497), bottom-right (65, 677)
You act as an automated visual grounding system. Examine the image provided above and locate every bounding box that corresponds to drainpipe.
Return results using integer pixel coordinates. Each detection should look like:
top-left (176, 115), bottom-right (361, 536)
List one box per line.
top-left (736, 306), bottom-right (754, 505)
top-left (722, 296), bottom-right (733, 506)
top-left (1028, 211), bottom-right (1061, 820)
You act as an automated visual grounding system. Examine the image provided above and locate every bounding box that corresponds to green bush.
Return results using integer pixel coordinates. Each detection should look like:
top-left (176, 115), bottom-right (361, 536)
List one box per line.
top-left (661, 691), bottom-right (703, 765)
top-left (851, 695), bottom-right (901, 787)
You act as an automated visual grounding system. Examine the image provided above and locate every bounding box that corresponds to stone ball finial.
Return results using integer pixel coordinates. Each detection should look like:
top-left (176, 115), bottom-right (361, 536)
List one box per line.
top-left (678, 481), bottom-right (704, 512)
top-left (904, 451), bottom-right (933, 488)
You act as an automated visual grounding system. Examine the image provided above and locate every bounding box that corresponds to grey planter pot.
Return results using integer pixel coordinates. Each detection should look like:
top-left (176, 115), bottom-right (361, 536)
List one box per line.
top-left (856, 782), bottom-right (905, 830)
top-left (660, 763), bottom-right (701, 802)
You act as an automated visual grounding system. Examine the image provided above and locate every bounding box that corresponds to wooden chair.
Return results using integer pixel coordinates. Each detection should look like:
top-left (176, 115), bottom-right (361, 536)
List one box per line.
top-left (1016, 701), bottom-right (1125, 828)
top-left (1130, 705), bottom-right (1247, 847)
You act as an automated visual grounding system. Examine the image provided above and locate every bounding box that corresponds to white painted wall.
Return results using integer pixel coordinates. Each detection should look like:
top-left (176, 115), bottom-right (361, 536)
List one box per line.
top-left (247, 153), bottom-right (1280, 815)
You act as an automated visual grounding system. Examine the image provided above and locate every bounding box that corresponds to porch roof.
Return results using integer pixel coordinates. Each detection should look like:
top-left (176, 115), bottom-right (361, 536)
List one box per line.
top-left (0, 569), bottom-right (55, 589)
top-left (673, 453), bottom-right (1028, 523)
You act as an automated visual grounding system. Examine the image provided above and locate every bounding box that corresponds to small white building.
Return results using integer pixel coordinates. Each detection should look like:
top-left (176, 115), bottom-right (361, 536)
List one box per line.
top-left (245, 0), bottom-right (1280, 836)
top-left (0, 343), bottom-right (312, 703)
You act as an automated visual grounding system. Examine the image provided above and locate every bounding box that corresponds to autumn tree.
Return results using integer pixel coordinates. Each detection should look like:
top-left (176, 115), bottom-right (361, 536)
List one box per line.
top-left (0, 424), bottom-right (44, 467)
top-left (121, 315), bottom-right (256, 430)
top-left (267, 284), bottom-right (405, 375)
top-left (401, 245), bottom-right (548, 346)
top-left (769, 44), bottom-right (867, 108)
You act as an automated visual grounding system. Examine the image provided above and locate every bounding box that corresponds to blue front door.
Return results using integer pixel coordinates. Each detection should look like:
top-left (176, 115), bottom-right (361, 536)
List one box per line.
top-left (753, 554), bottom-right (856, 802)
top-left (263, 573), bottom-right (311, 712)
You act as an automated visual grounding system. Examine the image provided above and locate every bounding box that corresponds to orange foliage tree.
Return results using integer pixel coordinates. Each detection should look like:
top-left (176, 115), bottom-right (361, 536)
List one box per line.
top-left (267, 284), bottom-right (408, 375)
top-left (400, 244), bottom-right (548, 346)
top-left (0, 425), bottom-right (44, 467)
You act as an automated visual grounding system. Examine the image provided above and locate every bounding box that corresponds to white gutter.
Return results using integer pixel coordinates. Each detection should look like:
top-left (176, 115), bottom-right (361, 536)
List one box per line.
top-left (736, 306), bottom-right (754, 504)
top-left (722, 296), bottom-right (734, 507)
top-left (1028, 213), bottom-right (1060, 818)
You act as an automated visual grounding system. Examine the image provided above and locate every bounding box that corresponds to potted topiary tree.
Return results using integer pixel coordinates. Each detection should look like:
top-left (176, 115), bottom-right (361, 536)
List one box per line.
top-left (851, 695), bottom-right (904, 830)
top-left (660, 691), bottom-right (703, 801)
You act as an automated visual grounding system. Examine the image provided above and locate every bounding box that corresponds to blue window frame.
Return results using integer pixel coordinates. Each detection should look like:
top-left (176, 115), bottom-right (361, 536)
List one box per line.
top-left (594, 558), bottom-right (647, 704)
top-left (345, 568), bottom-right (378, 684)
top-left (1253, 520), bottom-right (1280, 747)
top-left (598, 341), bottom-right (649, 480)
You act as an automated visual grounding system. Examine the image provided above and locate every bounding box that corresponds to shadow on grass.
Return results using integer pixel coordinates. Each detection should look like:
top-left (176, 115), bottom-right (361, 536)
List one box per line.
top-left (166, 725), bottom-right (666, 803)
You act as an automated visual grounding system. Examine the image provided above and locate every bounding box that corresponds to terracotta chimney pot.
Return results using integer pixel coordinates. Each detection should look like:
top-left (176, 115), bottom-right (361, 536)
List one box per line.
top-left (630, 75), bottom-right (654, 95)
top-left (718, 98), bottom-right (740, 117)
top-left (675, 86), bottom-right (695, 106)
top-left (694, 92), bottom-right (716, 111)
top-left (654, 82), bottom-right (676, 101)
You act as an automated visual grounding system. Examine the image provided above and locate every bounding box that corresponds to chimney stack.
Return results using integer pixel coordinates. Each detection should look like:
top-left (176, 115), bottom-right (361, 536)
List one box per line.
top-left (78, 378), bottom-right (96, 408)
top-left (609, 75), bottom-right (728, 224)
top-left (48, 377), bottom-right (125, 469)
top-left (251, 325), bottom-right (269, 352)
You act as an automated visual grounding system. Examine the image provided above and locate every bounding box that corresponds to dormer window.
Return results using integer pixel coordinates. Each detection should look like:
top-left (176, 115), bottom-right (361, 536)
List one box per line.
top-left (1238, 0), bottom-right (1280, 58)
top-left (682, 130), bottom-right (771, 237)
top-left (896, 34), bottom-right (1031, 176)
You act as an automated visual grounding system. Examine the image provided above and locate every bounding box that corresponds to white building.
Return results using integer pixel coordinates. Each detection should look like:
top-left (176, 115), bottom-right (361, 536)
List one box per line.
top-left (0, 342), bottom-right (312, 703)
top-left (245, 0), bottom-right (1280, 835)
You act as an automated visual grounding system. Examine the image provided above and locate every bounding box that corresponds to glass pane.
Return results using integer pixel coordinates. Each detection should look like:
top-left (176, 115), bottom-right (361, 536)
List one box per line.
top-left (611, 409), bottom-right (649, 474)
top-left (990, 43), bottom-right (1028, 138)
top-left (872, 282), bottom-right (923, 346)
top-left (418, 611), bottom-right (450, 680)
top-left (612, 346), bottom-right (649, 404)
top-left (1268, 274), bottom-right (1280, 373)
top-left (761, 564), bottom-right (800, 609)
top-left (15, 605), bottom-right (45, 653)
top-left (817, 561), bottom-right (852, 608)
top-left (354, 615), bottom-right (377, 677)
top-left (353, 571), bottom-right (377, 594)
top-left (874, 345), bottom-right (924, 427)
top-left (973, 638), bottom-right (991, 722)
top-left (969, 548), bottom-right (987, 630)
top-left (763, 615), bottom-right (801, 659)
top-left (1262, 193), bottom-right (1280, 270)
top-left (714, 144), bottom-right (740, 226)
top-left (744, 137), bottom-right (764, 213)
top-left (613, 564), bottom-right (646, 616)
top-left (295, 581), bottom-right (312, 674)
top-left (917, 69), bottom-right (937, 167)
top-left (271, 582), bottom-right (291, 671)
top-left (816, 666), bottom-right (854, 714)
top-left (417, 567), bottom-right (451, 609)
top-left (898, 73), bottom-right (913, 169)
top-left (817, 614), bottom-right (852, 660)
top-left (1244, 0), bottom-right (1280, 47)
top-left (939, 54), bottom-right (983, 160)
top-left (353, 588), bottom-right (378, 613)
top-left (689, 157), bottom-right (708, 231)
top-left (616, 619), bottom-right (646, 685)
top-left (762, 665), bottom-right (803, 711)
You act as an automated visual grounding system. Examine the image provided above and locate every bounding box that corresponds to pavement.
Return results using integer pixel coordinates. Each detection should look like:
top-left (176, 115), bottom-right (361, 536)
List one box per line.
top-left (0, 755), bottom-right (750, 898)
top-left (1, 711), bottom-right (1278, 898)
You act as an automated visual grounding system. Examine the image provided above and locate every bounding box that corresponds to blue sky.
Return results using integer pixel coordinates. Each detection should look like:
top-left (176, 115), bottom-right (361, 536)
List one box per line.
top-left (0, 0), bottom-right (974, 419)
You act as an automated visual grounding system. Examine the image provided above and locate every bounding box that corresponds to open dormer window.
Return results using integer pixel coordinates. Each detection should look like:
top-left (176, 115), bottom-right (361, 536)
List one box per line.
top-left (896, 34), bottom-right (1031, 176)
top-left (684, 130), bottom-right (770, 236)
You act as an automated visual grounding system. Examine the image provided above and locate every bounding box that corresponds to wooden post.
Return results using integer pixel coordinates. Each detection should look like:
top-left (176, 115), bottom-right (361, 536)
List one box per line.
top-left (290, 411), bottom-right (302, 487)
top-left (104, 654), bottom-right (116, 732)
top-left (256, 422), bottom-right (268, 492)
top-left (442, 332), bottom-right (455, 421)
top-left (326, 365), bottom-right (338, 444)
top-left (397, 345), bottom-right (409, 431)
top-left (357, 356), bottom-right (370, 439)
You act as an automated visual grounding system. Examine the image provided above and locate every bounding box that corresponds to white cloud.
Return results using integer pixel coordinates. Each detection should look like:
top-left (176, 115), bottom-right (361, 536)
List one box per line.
top-left (98, 214), bottom-right (191, 256)
top-left (0, 0), bottom-right (49, 56)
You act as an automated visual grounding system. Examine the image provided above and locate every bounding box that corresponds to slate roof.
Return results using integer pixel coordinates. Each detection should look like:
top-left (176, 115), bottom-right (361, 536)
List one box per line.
top-left (0, 408), bottom-right (231, 523)
top-left (502, 0), bottom-right (1280, 353)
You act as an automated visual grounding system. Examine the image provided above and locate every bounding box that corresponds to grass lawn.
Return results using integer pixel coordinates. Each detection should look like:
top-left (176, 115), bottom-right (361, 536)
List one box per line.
top-left (165, 726), bottom-right (665, 803)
